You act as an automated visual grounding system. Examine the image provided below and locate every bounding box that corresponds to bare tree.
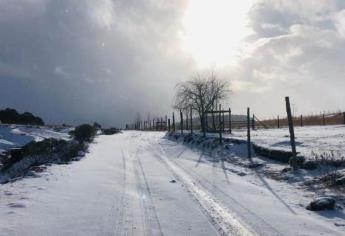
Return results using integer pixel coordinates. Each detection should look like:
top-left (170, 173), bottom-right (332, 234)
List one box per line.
top-left (174, 72), bottom-right (230, 132)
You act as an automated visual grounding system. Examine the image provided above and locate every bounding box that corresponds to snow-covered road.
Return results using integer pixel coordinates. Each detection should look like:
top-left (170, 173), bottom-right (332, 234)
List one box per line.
top-left (1, 131), bottom-right (344, 235)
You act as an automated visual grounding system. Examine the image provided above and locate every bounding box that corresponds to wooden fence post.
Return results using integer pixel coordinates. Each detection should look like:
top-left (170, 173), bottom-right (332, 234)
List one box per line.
top-left (252, 114), bottom-right (255, 130)
top-left (172, 112), bottom-right (175, 132)
top-left (211, 109), bottom-right (212, 130)
top-left (343, 112), bottom-right (345, 125)
top-left (300, 115), bottom-right (303, 127)
top-left (323, 113), bottom-right (326, 126)
top-left (200, 113), bottom-right (206, 137)
top-left (186, 110), bottom-right (189, 130)
top-left (285, 96), bottom-right (297, 169)
top-left (247, 108), bottom-right (251, 159)
top-left (168, 119), bottom-right (171, 132)
top-left (277, 115), bottom-right (280, 128)
top-left (180, 110), bottom-right (183, 135)
top-left (219, 104), bottom-right (222, 143)
top-left (165, 115), bottom-right (167, 130)
top-left (190, 106), bottom-right (193, 134)
top-left (222, 111), bottom-right (225, 131)
top-left (229, 108), bottom-right (232, 134)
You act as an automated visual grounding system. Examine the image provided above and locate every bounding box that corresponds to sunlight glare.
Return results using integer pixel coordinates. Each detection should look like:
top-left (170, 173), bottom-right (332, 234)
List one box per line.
top-left (181, 0), bottom-right (253, 67)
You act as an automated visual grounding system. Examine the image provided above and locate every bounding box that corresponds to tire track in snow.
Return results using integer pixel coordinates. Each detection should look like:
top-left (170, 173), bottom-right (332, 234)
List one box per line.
top-left (147, 145), bottom-right (256, 236)
top-left (113, 149), bottom-right (128, 235)
top-left (155, 139), bottom-right (283, 236)
top-left (133, 148), bottom-right (163, 236)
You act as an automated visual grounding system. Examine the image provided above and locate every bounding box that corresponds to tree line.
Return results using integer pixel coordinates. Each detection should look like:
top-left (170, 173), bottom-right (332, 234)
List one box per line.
top-left (0, 108), bottom-right (44, 126)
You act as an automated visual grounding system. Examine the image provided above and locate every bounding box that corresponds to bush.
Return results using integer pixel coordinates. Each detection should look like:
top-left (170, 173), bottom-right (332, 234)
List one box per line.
top-left (0, 139), bottom-right (88, 181)
top-left (93, 122), bottom-right (102, 130)
top-left (102, 127), bottom-right (120, 135)
top-left (0, 108), bottom-right (44, 125)
top-left (2, 139), bottom-right (69, 170)
top-left (69, 124), bottom-right (96, 142)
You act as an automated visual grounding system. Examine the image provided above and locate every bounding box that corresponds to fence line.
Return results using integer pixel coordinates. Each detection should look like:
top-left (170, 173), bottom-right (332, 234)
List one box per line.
top-left (126, 110), bottom-right (345, 132)
top-left (255, 111), bottom-right (345, 129)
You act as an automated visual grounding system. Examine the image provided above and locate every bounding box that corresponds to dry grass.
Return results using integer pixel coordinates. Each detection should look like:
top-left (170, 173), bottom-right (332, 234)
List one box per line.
top-left (257, 112), bottom-right (345, 129)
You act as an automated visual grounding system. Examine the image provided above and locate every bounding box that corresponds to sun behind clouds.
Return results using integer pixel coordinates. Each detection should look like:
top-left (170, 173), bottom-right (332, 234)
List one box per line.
top-left (180, 0), bottom-right (254, 68)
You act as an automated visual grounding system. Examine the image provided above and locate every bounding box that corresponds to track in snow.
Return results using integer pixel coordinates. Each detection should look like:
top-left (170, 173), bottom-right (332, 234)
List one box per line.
top-left (0, 131), bottom-right (344, 236)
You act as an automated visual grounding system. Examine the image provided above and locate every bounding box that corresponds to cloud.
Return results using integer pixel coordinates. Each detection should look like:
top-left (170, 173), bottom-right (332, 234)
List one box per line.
top-left (0, 0), bottom-right (191, 126)
top-left (1, 0), bottom-right (345, 125)
top-left (228, 0), bottom-right (345, 117)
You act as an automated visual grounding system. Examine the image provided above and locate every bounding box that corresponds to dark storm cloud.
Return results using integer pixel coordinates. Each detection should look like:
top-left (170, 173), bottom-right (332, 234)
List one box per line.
top-left (0, 0), bottom-right (191, 126)
top-left (2, 0), bottom-right (345, 125)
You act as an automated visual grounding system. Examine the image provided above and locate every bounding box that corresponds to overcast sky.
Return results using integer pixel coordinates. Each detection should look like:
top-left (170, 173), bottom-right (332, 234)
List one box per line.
top-left (1, 0), bottom-right (345, 127)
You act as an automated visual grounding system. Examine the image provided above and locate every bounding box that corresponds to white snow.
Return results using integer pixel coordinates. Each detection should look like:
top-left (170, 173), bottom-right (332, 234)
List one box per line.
top-left (0, 124), bottom-right (71, 155)
top-left (226, 125), bottom-right (345, 160)
top-left (0, 131), bottom-right (344, 235)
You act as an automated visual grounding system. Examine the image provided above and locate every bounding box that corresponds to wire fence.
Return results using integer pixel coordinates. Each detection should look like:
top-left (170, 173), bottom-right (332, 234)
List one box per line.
top-left (127, 97), bottom-right (345, 163)
top-left (127, 111), bottom-right (345, 132)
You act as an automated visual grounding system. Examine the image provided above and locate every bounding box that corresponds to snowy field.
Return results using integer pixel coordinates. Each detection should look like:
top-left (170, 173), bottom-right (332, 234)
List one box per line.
top-left (0, 125), bottom-right (71, 156)
top-left (227, 125), bottom-right (345, 160)
top-left (0, 131), bottom-right (344, 235)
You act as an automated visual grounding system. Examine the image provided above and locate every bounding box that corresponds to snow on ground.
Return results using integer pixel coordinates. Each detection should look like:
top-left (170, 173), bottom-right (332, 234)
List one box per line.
top-left (0, 131), bottom-right (344, 235)
top-left (226, 125), bottom-right (345, 160)
top-left (0, 124), bottom-right (71, 155)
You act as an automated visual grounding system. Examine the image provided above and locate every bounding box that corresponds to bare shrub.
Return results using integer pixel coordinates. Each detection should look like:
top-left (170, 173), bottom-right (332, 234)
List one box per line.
top-left (312, 151), bottom-right (345, 186)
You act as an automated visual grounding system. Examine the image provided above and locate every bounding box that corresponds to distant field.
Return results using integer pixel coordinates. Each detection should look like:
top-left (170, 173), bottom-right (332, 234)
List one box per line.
top-left (257, 112), bottom-right (345, 129)
top-left (227, 125), bottom-right (345, 161)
